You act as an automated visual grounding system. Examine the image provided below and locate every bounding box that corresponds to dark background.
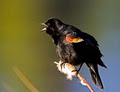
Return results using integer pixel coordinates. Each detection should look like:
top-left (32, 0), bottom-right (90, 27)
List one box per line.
top-left (0, 0), bottom-right (120, 92)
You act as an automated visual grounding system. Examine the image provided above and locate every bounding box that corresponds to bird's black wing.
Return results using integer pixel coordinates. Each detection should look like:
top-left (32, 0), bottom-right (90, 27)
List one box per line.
top-left (66, 25), bottom-right (98, 46)
top-left (81, 32), bottom-right (99, 46)
top-left (66, 26), bottom-right (106, 66)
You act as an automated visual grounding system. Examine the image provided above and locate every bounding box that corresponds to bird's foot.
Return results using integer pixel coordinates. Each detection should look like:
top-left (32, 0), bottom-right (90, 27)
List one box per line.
top-left (60, 62), bottom-right (66, 70)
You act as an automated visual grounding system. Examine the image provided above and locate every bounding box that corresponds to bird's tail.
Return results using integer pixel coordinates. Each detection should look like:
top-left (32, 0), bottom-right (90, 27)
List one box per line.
top-left (87, 63), bottom-right (104, 90)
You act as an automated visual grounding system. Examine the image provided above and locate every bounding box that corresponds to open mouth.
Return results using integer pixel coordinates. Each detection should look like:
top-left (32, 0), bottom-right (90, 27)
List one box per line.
top-left (41, 23), bottom-right (48, 32)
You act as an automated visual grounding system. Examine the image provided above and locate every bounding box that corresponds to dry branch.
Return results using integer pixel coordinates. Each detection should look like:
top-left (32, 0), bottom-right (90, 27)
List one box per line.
top-left (54, 61), bottom-right (94, 92)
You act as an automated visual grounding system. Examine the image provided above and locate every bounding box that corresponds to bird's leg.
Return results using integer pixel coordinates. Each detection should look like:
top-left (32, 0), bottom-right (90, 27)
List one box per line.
top-left (77, 62), bottom-right (84, 73)
top-left (71, 62), bottom-right (83, 73)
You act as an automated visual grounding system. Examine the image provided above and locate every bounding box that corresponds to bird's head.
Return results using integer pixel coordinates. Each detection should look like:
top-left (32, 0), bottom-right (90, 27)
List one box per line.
top-left (41, 18), bottom-right (64, 36)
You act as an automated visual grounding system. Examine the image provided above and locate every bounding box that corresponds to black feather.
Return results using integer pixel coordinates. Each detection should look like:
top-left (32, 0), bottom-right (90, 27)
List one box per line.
top-left (87, 63), bottom-right (104, 89)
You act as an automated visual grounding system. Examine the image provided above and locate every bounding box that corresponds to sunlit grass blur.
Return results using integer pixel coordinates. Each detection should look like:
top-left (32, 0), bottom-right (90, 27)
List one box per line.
top-left (13, 66), bottom-right (39, 92)
top-left (0, 0), bottom-right (120, 92)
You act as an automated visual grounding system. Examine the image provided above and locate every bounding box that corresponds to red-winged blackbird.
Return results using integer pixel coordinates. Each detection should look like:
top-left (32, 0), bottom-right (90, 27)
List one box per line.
top-left (41, 18), bottom-right (106, 90)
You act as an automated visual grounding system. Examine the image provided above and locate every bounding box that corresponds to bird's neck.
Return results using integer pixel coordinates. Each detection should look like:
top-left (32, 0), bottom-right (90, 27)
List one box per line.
top-left (51, 35), bottom-right (60, 45)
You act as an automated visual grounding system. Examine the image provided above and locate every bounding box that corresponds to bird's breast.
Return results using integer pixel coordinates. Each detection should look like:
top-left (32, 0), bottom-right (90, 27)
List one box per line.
top-left (56, 41), bottom-right (81, 65)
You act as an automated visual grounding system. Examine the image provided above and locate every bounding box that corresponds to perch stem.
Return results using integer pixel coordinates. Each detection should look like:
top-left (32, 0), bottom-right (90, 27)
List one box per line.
top-left (54, 61), bottom-right (94, 92)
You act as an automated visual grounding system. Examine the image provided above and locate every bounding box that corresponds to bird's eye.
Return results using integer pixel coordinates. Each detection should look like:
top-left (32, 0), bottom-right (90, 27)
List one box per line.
top-left (46, 23), bottom-right (50, 26)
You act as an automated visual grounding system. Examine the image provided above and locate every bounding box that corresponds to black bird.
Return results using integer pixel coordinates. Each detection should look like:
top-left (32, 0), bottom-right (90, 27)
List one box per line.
top-left (41, 18), bottom-right (106, 90)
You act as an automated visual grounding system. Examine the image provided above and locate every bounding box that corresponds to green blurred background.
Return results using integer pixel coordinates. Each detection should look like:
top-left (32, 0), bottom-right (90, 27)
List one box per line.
top-left (0, 0), bottom-right (120, 92)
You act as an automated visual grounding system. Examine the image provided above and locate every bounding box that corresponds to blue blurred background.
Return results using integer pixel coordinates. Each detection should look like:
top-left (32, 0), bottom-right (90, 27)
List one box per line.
top-left (0, 0), bottom-right (120, 92)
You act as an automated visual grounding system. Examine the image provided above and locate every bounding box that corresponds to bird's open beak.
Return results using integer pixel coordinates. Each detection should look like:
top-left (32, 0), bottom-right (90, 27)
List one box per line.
top-left (41, 23), bottom-right (47, 32)
top-left (41, 23), bottom-right (47, 26)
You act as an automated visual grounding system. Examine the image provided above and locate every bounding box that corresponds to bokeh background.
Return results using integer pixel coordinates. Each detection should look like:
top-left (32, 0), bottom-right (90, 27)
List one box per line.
top-left (0, 0), bottom-right (120, 92)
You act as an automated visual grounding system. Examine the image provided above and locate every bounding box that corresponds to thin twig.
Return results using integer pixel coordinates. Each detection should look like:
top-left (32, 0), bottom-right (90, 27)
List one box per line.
top-left (54, 61), bottom-right (94, 92)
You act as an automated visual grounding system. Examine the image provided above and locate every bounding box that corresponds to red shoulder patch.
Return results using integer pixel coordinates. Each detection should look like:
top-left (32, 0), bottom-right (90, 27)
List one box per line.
top-left (66, 35), bottom-right (84, 43)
